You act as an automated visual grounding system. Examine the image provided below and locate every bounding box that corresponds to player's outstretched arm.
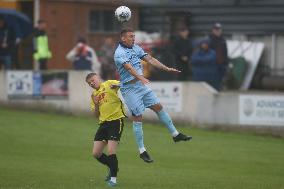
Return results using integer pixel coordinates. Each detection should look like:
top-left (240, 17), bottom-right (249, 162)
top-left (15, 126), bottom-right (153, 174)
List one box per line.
top-left (110, 84), bottom-right (120, 89)
top-left (123, 63), bottom-right (150, 85)
top-left (143, 54), bottom-right (181, 74)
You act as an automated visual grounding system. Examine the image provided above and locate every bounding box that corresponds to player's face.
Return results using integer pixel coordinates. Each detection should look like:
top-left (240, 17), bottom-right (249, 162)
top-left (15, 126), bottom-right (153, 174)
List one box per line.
top-left (122, 32), bottom-right (135, 47)
top-left (87, 75), bottom-right (100, 89)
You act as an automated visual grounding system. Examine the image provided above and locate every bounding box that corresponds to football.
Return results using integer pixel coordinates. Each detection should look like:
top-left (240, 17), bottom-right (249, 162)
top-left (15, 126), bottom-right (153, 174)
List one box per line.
top-left (115, 6), bottom-right (131, 23)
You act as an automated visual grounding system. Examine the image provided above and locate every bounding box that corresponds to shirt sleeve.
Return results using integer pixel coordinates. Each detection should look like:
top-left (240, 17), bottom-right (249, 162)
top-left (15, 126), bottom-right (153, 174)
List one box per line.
top-left (137, 45), bottom-right (148, 59)
top-left (108, 80), bottom-right (120, 85)
top-left (114, 51), bottom-right (130, 66)
top-left (90, 91), bottom-right (97, 112)
top-left (107, 80), bottom-right (121, 92)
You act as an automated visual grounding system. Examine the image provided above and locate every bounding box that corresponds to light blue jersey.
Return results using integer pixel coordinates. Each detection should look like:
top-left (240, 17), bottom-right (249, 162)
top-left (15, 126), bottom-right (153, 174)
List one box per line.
top-left (114, 42), bottom-right (147, 84)
top-left (114, 42), bottom-right (182, 152)
top-left (114, 42), bottom-right (159, 116)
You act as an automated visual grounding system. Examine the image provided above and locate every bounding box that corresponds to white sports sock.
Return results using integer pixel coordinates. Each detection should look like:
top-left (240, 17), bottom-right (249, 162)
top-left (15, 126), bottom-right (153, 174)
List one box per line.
top-left (139, 147), bottom-right (146, 154)
top-left (172, 131), bottom-right (179, 137)
top-left (110, 177), bottom-right (117, 183)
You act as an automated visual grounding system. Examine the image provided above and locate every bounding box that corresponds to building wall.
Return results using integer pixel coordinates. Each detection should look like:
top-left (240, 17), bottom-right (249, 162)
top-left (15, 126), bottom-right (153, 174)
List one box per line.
top-left (140, 0), bottom-right (284, 76)
top-left (275, 36), bottom-right (284, 71)
top-left (0, 71), bottom-right (217, 121)
top-left (0, 1), bottom-right (20, 9)
top-left (247, 35), bottom-right (284, 72)
top-left (140, 1), bottom-right (284, 35)
top-left (1, 71), bottom-right (284, 137)
top-left (39, 0), bottom-right (139, 69)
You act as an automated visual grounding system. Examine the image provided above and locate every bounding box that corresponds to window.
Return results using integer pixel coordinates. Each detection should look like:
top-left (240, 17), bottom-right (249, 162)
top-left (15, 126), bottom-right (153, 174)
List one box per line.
top-left (89, 10), bottom-right (120, 32)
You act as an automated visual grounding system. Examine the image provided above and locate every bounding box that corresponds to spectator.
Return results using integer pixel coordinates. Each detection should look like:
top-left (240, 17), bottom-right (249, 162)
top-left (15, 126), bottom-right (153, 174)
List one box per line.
top-left (66, 37), bottom-right (101, 72)
top-left (191, 39), bottom-right (218, 90)
top-left (100, 37), bottom-right (116, 79)
top-left (173, 27), bottom-right (193, 81)
top-left (12, 35), bottom-right (21, 70)
top-left (0, 15), bottom-right (16, 70)
top-left (208, 22), bottom-right (228, 90)
top-left (33, 19), bottom-right (52, 70)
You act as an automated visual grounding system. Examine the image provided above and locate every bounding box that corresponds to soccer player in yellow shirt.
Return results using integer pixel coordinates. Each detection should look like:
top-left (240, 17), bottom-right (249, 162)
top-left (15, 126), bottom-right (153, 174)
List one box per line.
top-left (86, 72), bottom-right (126, 187)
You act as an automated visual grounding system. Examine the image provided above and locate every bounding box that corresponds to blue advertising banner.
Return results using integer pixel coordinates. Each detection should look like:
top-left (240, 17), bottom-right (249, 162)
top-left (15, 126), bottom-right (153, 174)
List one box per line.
top-left (32, 72), bottom-right (42, 96)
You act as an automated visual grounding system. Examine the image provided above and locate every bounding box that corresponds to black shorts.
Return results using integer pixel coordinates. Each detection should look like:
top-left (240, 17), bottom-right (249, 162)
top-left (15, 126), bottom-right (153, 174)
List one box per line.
top-left (94, 118), bottom-right (124, 142)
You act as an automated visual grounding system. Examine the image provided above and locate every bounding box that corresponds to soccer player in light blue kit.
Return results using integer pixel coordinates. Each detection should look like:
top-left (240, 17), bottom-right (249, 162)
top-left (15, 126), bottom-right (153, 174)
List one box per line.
top-left (114, 29), bottom-right (192, 163)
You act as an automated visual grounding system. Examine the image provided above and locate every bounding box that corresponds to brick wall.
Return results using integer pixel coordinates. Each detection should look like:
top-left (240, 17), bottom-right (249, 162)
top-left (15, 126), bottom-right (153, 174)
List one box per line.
top-left (40, 0), bottom-right (139, 69)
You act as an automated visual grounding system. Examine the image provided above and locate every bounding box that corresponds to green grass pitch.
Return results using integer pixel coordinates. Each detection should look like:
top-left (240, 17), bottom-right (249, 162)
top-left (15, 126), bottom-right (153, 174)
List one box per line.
top-left (0, 107), bottom-right (284, 189)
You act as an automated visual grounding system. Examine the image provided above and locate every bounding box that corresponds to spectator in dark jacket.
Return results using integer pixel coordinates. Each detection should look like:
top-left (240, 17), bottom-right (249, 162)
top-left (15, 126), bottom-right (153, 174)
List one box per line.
top-left (191, 39), bottom-right (218, 90)
top-left (0, 15), bottom-right (16, 70)
top-left (208, 22), bottom-right (228, 90)
top-left (173, 28), bottom-right (193, 81)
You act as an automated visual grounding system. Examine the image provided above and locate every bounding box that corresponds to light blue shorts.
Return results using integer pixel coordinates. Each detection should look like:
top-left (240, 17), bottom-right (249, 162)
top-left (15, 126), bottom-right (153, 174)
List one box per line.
top-left (120, 81), bottom-right (160, 116)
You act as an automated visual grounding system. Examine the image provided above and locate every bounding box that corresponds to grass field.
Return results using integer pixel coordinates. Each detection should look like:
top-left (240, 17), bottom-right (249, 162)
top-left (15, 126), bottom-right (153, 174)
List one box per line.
top-left (0, 107), bottom-right (284, 189)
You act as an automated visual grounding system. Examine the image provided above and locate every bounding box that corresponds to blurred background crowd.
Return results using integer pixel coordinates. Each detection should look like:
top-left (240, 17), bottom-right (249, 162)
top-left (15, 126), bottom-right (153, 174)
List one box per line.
top-left (1, 0), bottom-right (284, 91)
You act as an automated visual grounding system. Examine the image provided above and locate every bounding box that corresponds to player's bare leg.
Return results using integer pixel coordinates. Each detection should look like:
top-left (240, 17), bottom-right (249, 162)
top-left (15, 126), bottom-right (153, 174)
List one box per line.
top-left (92, 141), bottom-right (112, 181)
top-left (93, 141), bottom-right (107, 160)
top-left (150, 103), bottom-right (192, 142)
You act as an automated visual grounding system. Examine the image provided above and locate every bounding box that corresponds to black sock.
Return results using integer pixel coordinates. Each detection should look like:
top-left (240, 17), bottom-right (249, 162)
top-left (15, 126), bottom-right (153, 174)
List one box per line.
top-left (96, 153), bottom-right (109, 167)
top-left (108, 154), bottom-right (118, 177)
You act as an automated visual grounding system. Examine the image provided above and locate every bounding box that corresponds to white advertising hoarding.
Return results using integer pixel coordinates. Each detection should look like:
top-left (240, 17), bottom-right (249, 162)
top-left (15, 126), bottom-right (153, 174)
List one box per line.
top-left (6, 71), bottom-right (33, 96)
top-left (149, 82), bottom-right (183, 112)
top-left (227, 40), bottom-right (265, 90)
top-left (239, 95), bottom-right (284, 126)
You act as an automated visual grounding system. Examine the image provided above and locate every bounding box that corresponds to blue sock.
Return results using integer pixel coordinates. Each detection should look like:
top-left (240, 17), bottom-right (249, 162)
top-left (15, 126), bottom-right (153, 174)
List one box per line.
top-left (157, 110), bottom-right (179, 137)
top-left (132, 122), bottom-right (146, 153)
